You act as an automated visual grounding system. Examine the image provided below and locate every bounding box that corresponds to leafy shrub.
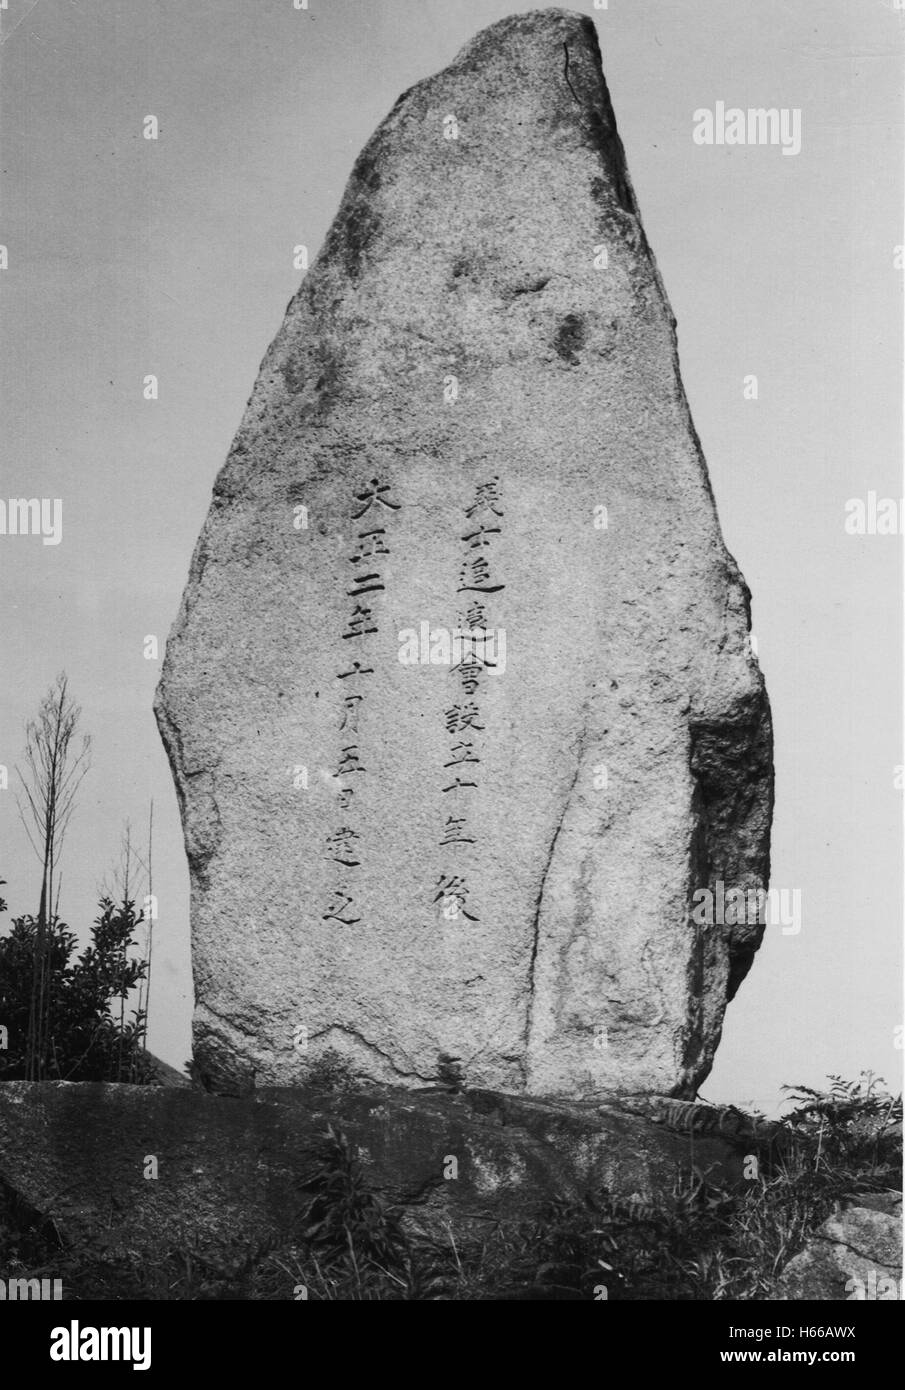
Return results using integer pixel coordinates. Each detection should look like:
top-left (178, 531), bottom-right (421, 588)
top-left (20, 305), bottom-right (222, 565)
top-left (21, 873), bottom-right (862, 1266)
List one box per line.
top-left (0, 891), bottom-right (155, 1084)
top-left (292, 1125), bottom-right (412, 1298)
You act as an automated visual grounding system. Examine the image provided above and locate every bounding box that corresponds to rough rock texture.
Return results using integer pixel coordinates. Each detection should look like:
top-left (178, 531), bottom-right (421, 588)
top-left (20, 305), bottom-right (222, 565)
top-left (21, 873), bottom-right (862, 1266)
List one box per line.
top-left (155, 8), bottom-right (773, 1097)
top-left (774, 1197), bottom-right (902, 1300)
top-left (0, 1081), bottom-right (752, 1273)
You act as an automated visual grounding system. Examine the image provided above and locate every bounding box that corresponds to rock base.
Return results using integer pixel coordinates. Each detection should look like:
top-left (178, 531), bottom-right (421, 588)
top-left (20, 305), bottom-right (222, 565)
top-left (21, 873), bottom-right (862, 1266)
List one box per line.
top-left (0, 1081), bottom-right (759, 1270)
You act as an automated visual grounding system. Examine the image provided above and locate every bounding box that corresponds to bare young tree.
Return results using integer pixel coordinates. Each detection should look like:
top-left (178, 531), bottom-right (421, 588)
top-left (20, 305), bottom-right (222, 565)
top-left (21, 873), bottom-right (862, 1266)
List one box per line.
top-left (15, 673), bottom-right (91, 1079)
top-left (102, 809), bottom-right (157, 1081)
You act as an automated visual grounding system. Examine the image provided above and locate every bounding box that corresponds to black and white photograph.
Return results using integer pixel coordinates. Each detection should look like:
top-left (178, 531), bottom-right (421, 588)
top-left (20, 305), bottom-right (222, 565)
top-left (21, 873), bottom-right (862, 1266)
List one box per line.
top-left (0, 0), bottom-right (902, 1352)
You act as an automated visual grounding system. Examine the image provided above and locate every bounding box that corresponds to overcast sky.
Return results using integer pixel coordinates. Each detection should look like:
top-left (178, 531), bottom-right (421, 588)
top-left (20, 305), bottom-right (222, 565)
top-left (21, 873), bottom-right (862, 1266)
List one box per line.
top-left (0, 0), bottom-right (901, 1113)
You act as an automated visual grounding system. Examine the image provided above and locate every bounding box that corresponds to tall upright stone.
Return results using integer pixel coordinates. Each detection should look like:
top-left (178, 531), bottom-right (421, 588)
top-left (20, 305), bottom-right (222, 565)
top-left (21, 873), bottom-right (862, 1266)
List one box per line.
top-left (156, 8), bottom-right (773, 1098)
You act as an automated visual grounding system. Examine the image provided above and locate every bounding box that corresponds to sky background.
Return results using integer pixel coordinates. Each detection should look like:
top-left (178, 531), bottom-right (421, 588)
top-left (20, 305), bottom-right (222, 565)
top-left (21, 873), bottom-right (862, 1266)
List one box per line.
top-left (0, 0), bottom-right (902, 1114)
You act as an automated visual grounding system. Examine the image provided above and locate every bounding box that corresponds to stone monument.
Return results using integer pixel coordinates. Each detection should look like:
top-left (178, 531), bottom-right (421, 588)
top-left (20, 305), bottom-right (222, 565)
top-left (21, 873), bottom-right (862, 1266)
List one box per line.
top-left (155, 8), bottom-right (773, 1098)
